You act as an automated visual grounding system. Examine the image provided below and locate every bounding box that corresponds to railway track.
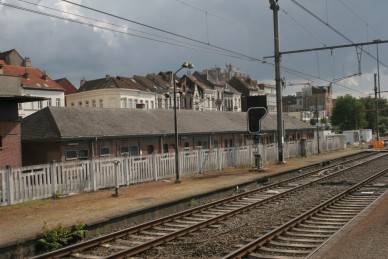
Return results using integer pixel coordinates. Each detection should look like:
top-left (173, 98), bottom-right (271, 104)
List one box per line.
top-left (31, 152), bottom-right (386, 258)
top-left (223, 168), bottom-right (388, 259)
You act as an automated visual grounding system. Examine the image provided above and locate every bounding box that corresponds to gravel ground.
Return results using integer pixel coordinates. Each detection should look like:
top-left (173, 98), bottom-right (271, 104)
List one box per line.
top-left (136, 155), bottom-right (388, 258)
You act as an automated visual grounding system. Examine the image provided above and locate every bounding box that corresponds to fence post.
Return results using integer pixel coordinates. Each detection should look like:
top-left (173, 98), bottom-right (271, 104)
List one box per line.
top-left (50, 161), bottom-right (57, 197)
top-left (217, 148), bottom-right (222, 171)
top-left (122, 155), bottom-right (129, 185)
top-left (112, 160), bottom-right (120, 197)
top-left (197, 148), bottom-right (202, 174)
top-left (152, 154), bottom-right (158, 181)
top-left (90, 157), bottom-right (97, 191)
top-left (5, 165), bottom-right (14, 205)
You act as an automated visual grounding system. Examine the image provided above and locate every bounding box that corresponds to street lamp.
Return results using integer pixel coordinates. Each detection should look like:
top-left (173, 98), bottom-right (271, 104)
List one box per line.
top-left (173, 61), bottom-right (194, 183)
top-left (269, 0), bottom-right (285, 164)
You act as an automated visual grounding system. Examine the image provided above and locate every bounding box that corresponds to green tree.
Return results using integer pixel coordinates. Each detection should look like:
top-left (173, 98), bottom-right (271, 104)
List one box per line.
top-left (331, 95), bottom-right (367, 131)
top-left (359, 96), bottom-right (388, 135)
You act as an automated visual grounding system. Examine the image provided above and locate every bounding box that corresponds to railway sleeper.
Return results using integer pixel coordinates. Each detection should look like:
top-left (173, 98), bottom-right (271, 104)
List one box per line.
top-left (129, 234), bottom-right (157, 240)
top-left (71, 252), bottom-right (104, 259)
top-left (161, 222), bottom-right (188, 228)
top-left (285, 231), bottom-right (332, 238)
top-left (312, 214), bottom-right (353, 219)
top-left (258, 246), bottom-right (312, 254)
top-left (100, 243), bottom-right (131, 250)
top-left (299, 222), bottom-right (345, 229)
top-left (246, 252), bottom-right (304, 259)
top-left (192, 213), bottom-right (217, 218)
top-left (140, 230), bottom-right (169, 236)
top-left (291, 227), bottom-right (336, 234)
top-left (304, 218), bottom-right (346, 224)
top-left (269, 240), bottom-right (317, 248)
top-left (153, 226), bottom-right (180, 232)
top-left (116, 238), bottom-right (146, 245)
top-left (310, 216), bottom-right (350, 222)
top-left (277, 236), bottom-right (324, 243)
top-left (320, 210), bottom-right (356, 216)
top-left (182, 216), bottom-right (208, 222)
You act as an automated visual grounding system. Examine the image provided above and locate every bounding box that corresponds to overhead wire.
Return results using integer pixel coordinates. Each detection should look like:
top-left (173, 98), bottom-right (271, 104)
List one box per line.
top-left (2, 1), bottom-right (258, 62)
top-left (60, 0), bottom-right (262, 64)
top-left (291, 0), bottom-right (388, 70)
top-left (2, 0), bottom-right (372, 96)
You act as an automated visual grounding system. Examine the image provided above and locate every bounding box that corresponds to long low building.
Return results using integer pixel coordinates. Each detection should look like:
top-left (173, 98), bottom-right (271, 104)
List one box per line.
top-left (21, 107), bottom-right (314, 165)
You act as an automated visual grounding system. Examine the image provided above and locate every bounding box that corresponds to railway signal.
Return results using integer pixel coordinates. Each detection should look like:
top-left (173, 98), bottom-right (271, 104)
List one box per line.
top-left (247, 107), bottom-right (267, 134)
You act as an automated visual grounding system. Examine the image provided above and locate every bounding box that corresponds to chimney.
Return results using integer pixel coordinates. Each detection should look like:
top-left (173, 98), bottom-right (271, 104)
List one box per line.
top-left (41, 70), bottom-right (48, 80)
top-left (23, 69), bottom-right (29, 79)
top-left (80, 76), bottom-right (86, 87)
top-left (23, 57), bottom-right (32, 67)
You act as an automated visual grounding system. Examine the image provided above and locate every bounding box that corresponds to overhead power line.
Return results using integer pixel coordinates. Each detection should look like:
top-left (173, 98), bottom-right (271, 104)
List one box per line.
top-left (291, 0), bottom-right (388, 70)
top-left (60, 0), bottom-right (261, 63)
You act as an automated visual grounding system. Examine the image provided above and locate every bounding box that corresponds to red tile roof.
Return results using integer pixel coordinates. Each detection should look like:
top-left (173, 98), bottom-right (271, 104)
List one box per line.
top-left (1, 62), bottom-right (64, 91)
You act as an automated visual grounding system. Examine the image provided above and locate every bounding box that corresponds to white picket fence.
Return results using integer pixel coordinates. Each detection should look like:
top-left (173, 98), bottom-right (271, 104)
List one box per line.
top-left (0, 137), bottom-right (343, 206)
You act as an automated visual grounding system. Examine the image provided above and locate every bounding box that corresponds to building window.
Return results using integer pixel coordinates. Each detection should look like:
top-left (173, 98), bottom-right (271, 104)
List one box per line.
top-left (92, 100), bottom-right (96, 107)
top-left (78, 150), bottom-right (89, 159)
top-left (128, 99), bottom-right (133, 108)
top-left (151, 101), bottom-right (154, 109)
top-left (47, 98), bottom-right (52, 107)
top-left (163, 144), bottom-right (168, 153)
top-left (18, 103), bottom-right (23, 109)
top-left (130, 146), bottom-right (139, 156)
top-left (147, 145), bottom-right (154, 154)
top-left (85, 101), bottom-right (89, 107)
top-left (99, 99), bottom-right (103, 108)
top-left (213, 140), bottom-right (219, 148)
top-left (65, 150), bottom-right (78, 160)
top-left (100, 147), bottom-right (110, 156)
top-left (202, 140), bottom-right (208, 149)
top-left (56, 98), bottom-right (61, 107)
top-left (78, 101), bottom-right (82, 107)
top-left (145, 100), bottom-right (149, 109)
top-left (71, 102), bottom-right (75, 106)
top-left (120, 146), bottom-right (129, 155)
top-left (38, 101), bottom-right (43, 109)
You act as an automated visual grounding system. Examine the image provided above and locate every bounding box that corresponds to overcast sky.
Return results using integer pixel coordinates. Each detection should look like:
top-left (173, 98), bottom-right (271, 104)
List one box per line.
top-left (1, 0), bottom-right (387, 98)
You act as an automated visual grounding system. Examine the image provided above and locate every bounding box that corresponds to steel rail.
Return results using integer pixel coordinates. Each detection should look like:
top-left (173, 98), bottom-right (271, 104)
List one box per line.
top-left (31, 152), bottom-right (383, 258)
top-left (222, 168), bottom-right (388, 259)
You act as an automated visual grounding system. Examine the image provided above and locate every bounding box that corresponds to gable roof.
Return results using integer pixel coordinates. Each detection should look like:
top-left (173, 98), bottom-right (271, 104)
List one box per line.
top-left (55, 78), bottom-right (78, 95)
top-left (21, 107), bottom-right (313, 141)
top-left (1, 61), bottom-right (64, 91)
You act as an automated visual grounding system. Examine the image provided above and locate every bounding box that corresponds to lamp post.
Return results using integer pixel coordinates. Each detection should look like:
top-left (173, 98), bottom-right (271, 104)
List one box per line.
top-left (173, 61), bottom-right (194, 183)
top-left (269, 0), bottom-right (285, 163)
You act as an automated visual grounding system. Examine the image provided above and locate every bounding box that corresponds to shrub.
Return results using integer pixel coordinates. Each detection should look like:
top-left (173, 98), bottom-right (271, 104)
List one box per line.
top-left (37, 221), bottom-right (87, 253)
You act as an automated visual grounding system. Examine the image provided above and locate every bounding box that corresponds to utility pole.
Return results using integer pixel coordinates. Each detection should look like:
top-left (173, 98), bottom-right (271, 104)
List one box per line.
top-left (269, 0), bottom-right (285, 163)
top-left (374, 73), bottom-right (380, 140)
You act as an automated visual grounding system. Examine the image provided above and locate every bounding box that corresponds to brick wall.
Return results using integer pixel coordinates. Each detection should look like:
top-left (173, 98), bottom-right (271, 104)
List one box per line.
top-left (0, 121), bottom-right (22, 168)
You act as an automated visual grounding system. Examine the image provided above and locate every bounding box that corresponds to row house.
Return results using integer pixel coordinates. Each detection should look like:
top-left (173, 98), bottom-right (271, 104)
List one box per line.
top-left (199, 64), bottom-right (247, 85)
top-left (67, 75), bottom-right (157, 109)
top-left (227, 76), bottom-right (276, 112)
top-left (21, 106), bottom-right (315, 165)
top-left (283, 85), bottom-right (333, 122)
top-left (0, 50), bottom-right (65, 118)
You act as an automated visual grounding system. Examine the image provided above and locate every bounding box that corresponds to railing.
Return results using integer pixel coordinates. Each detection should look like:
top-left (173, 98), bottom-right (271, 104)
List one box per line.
top-left (0, 138), bottom-right (344, 206)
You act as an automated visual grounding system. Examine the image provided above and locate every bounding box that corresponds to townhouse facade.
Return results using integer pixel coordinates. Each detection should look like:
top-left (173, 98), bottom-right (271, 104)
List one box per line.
top-left (0, 50), bottom-right (65, 118)
top-left (283, 85), bottom-right (333, 123)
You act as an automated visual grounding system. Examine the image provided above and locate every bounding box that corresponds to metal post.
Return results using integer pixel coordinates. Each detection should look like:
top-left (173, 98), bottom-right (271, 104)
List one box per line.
top-left (315, 93), bottom-right (320, 153)
top-left (173, 62), bottom-right (193, 183)
top-left (173, 67), bottom-right (183, 184)
top-left (374, 73), bottom-right (380, 140)
top-left (270, 0), bottom-right (285, 163)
